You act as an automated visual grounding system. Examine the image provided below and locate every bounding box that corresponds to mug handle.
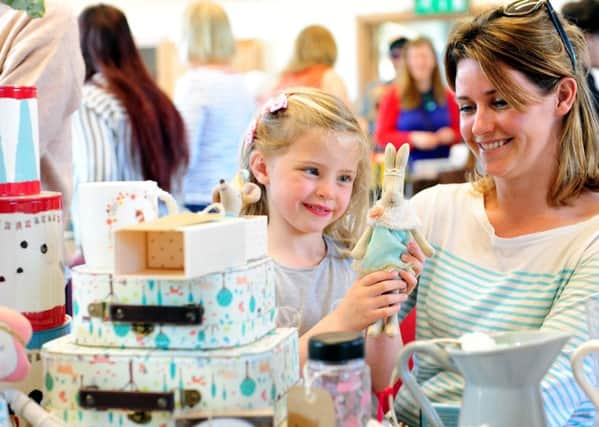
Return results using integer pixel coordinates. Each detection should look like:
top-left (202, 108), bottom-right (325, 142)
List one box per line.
top-left (571, 339), bottom-right (599, 409)
top-left (396, 339), bottom-right (459, 427)
top-left (156, 189), bottom-right (178, 215)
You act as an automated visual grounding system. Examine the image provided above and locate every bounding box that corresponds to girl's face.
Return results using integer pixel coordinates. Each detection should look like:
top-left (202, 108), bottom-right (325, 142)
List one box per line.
top-left (455, 58), bottom-right (563, 184)
top-left (406, 43), bottom-right (436, 83)
top-left (253, 129), bottom-right (361, 238)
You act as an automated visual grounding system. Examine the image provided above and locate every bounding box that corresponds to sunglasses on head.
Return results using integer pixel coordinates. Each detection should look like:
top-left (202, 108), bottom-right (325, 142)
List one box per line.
top-left (503, 0), bottom-right (577, 70)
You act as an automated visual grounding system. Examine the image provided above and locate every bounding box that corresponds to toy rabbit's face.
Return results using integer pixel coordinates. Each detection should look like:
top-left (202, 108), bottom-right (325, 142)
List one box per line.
top-left (0, 329), bottom-right (18, 379)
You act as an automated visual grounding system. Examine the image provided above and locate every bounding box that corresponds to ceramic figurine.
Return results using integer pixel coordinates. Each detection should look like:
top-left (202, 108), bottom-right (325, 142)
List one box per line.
top-left (212, 169), bottom-right (261, 217)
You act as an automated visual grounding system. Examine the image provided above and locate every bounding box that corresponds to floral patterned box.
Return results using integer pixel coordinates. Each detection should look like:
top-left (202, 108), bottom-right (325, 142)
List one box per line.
top-left (71, 258), bottom-right (276, 350)
top-left (41, 328), bottom-right (299, 427)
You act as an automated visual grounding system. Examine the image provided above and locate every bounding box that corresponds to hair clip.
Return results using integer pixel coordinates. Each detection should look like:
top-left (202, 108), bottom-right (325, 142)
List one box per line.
top-left (244, 93), bottom-right (289, 148)
top-left (243, 118), bottom-right (258, 148)
top-left (262, 92), bottom-right (288, 115)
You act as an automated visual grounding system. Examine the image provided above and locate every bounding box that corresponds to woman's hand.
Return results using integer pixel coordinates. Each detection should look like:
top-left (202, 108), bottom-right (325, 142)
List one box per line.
top-left (410, 131), bottom-right (439, 149)
top-left (330, 270), bottom-right (407, 332)
top-left (401, 239), bottom-right (427, 294)
top-left (436, 126), bottom-right (456, 145)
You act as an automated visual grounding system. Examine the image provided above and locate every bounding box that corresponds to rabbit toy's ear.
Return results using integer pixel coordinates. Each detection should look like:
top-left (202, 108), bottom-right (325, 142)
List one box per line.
top-left (396, 144), bottom-right (409, 170)
top-left (396, 144), bottom-right (409, 197)
top-left (384, 143), bottom-right (396, 171)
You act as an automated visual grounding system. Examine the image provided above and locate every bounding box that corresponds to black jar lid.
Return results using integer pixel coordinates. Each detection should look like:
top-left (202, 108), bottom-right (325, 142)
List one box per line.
top-left (308, 332), bottom-right (364, 363)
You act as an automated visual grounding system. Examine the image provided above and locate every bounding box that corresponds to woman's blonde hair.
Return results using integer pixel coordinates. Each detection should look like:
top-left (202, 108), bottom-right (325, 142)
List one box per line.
top-left (397, 37), bottom-right (446, 109)
top-left (445, 4), bottom-right (599, 205)
top-left (181, 1), bottom-right (235, 65)
top-left (284, 25), bottom-right (337, 74)
top-left (240, 87), bottom-right (372, 251)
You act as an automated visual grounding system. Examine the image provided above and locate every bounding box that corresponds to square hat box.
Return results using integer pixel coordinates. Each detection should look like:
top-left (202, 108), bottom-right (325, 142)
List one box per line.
top-left (71, 257), bottom-right (276, 350)
top-left (114, 213), bottom-right (267, 279)
top-left (41, 328), bottom-right (299, 427)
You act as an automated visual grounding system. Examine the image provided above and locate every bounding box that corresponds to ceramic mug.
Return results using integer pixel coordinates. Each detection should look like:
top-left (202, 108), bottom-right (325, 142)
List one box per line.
top-left (78, 181), bottom-right (177, 271)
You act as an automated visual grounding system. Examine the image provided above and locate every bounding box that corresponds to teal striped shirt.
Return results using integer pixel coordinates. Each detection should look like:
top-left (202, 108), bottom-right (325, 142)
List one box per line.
top-left (393, 183), bottom-right (599, 426)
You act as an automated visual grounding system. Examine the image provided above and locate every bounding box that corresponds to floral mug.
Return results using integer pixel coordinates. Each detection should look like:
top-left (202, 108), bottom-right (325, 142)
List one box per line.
top-left (78, 181), bottom-right (177, 271)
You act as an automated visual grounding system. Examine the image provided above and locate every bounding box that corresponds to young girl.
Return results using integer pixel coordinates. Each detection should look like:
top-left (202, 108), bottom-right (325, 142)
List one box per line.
top-left (240, 87), bottom-right (424, 390)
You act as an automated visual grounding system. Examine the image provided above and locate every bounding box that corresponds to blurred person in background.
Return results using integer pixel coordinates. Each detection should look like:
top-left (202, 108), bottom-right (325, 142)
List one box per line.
top-left (72, 4), bottom-right (189, 241)
top-left (0, 0), bottom-right (84, 226)
top-left (360, 36), bottom-right (409, 137)
top-left (562, 0), bottom-right (599, 115)
top-left (273, 24), bottom-right (352, 109)
top-left (375, 37), bottom-right (461, 166)
top-left (175, 0), bottom-right (256, 212)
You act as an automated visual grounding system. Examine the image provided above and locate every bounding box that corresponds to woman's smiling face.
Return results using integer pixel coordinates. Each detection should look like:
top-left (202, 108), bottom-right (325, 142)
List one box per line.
top-left (455, 58), bottom-right (562, 184)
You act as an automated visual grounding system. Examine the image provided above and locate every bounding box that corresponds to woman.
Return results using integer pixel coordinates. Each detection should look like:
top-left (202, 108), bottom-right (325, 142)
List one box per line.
top-left (392, 2), bottom-right (599, 425)
top-left (175, 0), bottom-right (256, 212)
top-left (72, 4), bottom-right (188, 235)
top-left (273, 25), bottom-right (352, 109)
top-left (375, 37), bottom-right (461, 164)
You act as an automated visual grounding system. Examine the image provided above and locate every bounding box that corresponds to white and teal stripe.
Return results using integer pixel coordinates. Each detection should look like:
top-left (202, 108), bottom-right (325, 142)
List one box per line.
top-left (392, 183), bottom-right (599, 426)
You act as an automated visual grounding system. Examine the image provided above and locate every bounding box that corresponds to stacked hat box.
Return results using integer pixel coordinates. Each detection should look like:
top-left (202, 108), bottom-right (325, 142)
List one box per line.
top-left (41, 210), bottom-right (300, 426)
top-left (0, 86), bottom-right (66, 334)
top-left (71, 258), bottom-right (276, 350)
top-left (0, 86), bottom-right (70, 400)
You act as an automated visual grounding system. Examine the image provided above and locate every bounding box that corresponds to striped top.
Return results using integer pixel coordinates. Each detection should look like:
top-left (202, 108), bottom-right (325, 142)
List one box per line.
top-left (393, 183), bottom-right (599, 426)
top-left (71, 75), bottom-right (143, 242)
top-left (72, 75), bottom-right (141, 184)
top-left (174, 67), bottom-right (256, 206)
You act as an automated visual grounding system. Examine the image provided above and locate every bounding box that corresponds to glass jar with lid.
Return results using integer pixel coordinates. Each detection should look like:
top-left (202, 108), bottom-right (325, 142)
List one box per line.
top-left (305, 332), bottom-right (371, 427)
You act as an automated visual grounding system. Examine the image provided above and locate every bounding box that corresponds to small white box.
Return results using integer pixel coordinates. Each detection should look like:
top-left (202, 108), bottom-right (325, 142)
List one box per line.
top-left (114, 213), bottom-right (266, 279)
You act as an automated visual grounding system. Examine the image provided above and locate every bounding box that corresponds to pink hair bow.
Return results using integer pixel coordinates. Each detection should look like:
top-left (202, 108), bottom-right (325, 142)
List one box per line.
top-left (263, 92), bottom-right (288, 115)
top-left (244, 93), bottom-right (289, 148)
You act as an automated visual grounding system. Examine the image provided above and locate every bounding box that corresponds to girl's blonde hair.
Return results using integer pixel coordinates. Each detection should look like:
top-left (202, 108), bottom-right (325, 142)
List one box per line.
top-left (445, 5), bottom-right (599, 204)
top-left (240, 87), bottom-right (372, 251)
top-left (284, 25), bottom-right (337, 74)
top-left (397, 37), bottom-right (447, 109)
top-left (181, 1), bottom-right (235, 65)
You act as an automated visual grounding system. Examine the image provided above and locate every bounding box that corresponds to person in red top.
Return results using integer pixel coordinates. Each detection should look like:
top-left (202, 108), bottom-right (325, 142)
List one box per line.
top-left (375, 37), bottom-right (462, 163)
top-left (273, 25), bottom-right (352, 109)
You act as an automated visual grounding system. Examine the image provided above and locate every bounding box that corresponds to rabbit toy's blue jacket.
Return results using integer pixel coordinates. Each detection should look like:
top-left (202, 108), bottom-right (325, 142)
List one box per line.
top-left (359, 226), bottom-right (411, 273)
top-left (354, 203), bottom-right (421, 273)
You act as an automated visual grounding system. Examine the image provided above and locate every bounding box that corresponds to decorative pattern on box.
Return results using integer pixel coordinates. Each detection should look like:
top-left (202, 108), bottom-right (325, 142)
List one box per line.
top-left (48, 401), bottom-right (287, 427)
top-left (41, 328), bottom-right (299, 427)
top-left (72, 258), bottom-right (276, 350)
top-left (0, 86), bottom-right (40, 194)
top-left (0, 192), bottom-right (65, 331)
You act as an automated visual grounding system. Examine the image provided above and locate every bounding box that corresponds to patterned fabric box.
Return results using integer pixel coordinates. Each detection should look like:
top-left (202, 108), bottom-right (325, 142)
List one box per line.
top-left (41, 328), bottom-right (299, 427)
top-left (71, 258), bottom-right (276, 350)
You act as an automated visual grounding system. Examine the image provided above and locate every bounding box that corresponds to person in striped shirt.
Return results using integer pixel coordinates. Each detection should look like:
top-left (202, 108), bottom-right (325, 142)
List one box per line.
top-left (71, 5), bottom-right (189, 243)
top-left (391, 1), bottom-right (599, 425)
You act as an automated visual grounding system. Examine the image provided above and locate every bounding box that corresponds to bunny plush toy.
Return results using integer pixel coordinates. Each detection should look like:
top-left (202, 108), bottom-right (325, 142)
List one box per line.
top-left (351, 143), bottom-right (434, 336)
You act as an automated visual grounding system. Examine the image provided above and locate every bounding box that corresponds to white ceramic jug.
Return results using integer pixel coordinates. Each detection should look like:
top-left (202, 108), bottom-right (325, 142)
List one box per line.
top-left (396, 330), bottom-right (570, 427)
top-left (571, 340), bottom-right (599, 411)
